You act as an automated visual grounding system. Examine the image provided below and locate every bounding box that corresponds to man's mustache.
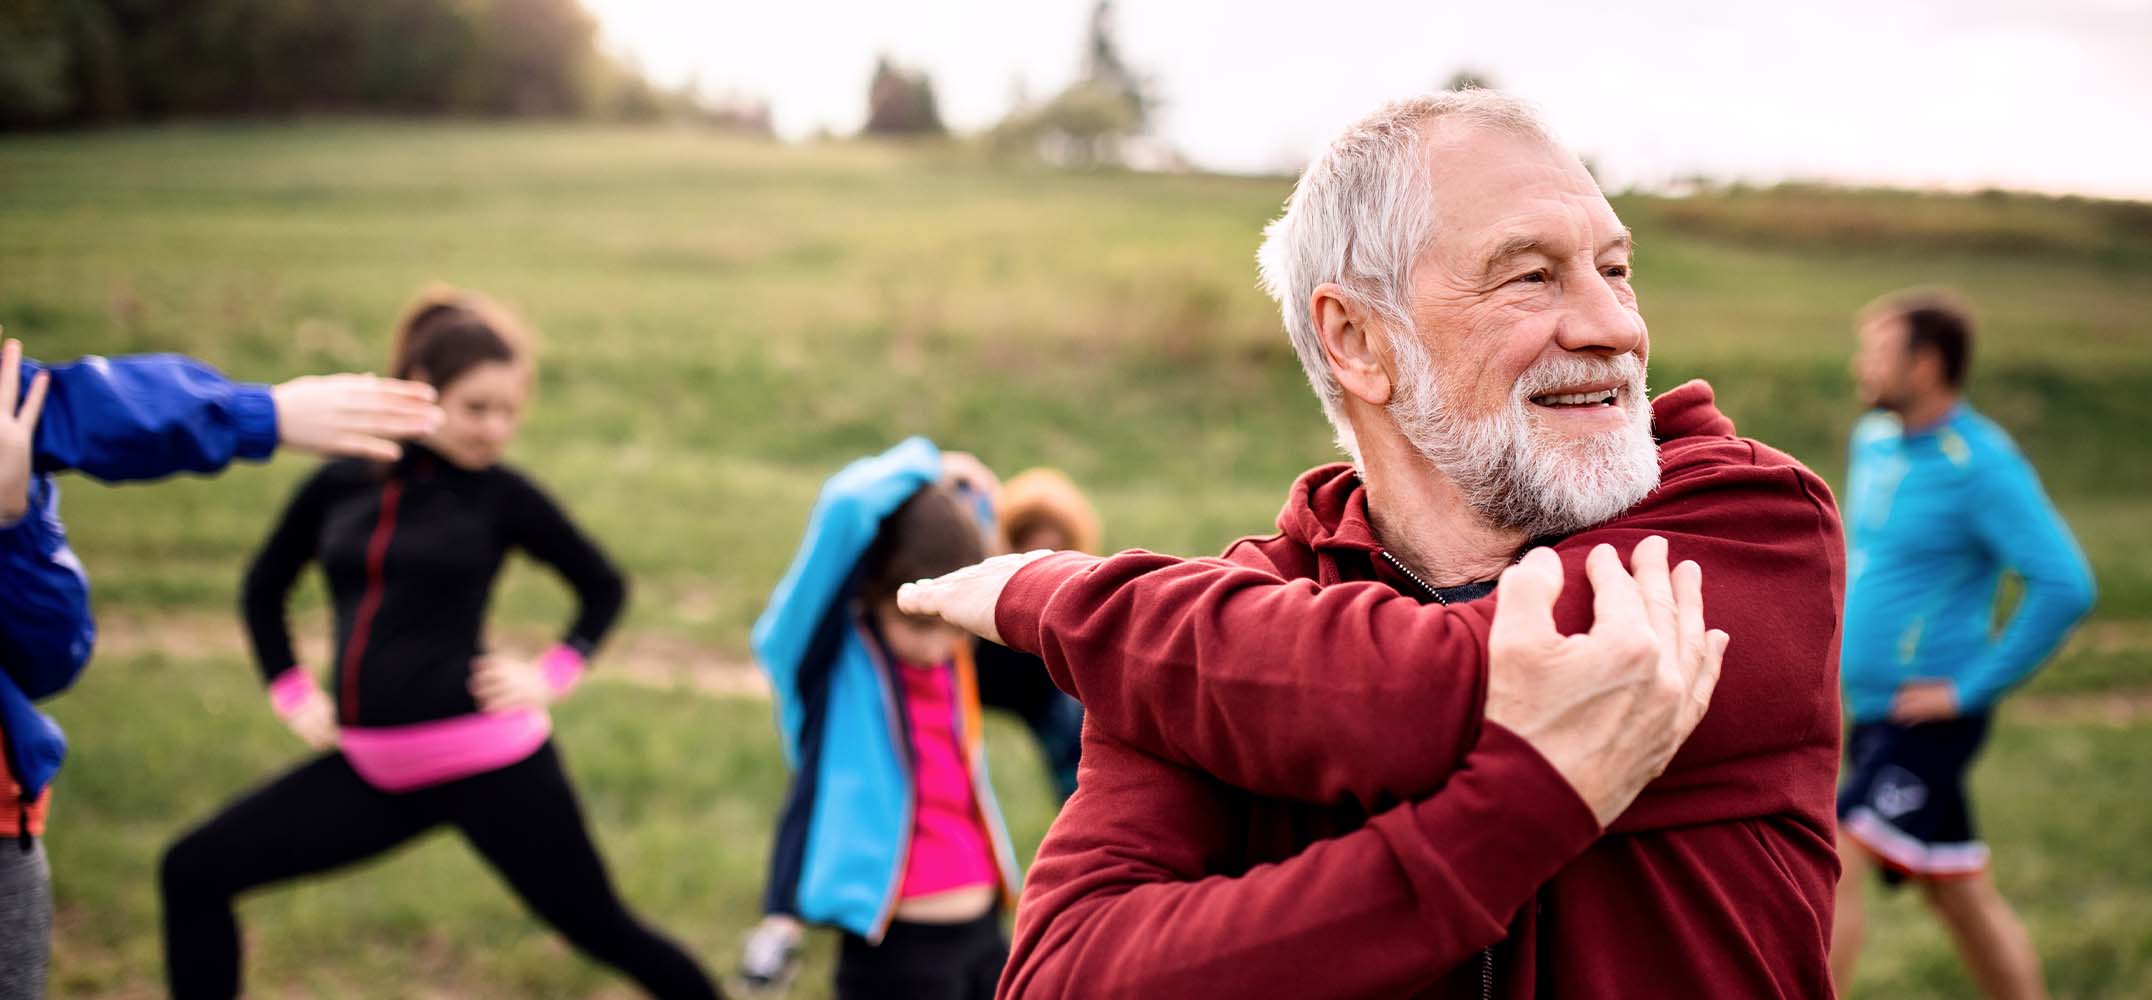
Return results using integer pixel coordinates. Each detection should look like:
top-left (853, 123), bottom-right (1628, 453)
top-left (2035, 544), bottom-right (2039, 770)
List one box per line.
top-left (1512, 354), bottom-right (1648, 402)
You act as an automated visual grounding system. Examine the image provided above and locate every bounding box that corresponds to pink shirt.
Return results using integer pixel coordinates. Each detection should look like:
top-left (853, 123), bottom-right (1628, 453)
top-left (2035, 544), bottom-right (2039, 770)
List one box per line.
top-left (896, 659), bottom-right (996, 899)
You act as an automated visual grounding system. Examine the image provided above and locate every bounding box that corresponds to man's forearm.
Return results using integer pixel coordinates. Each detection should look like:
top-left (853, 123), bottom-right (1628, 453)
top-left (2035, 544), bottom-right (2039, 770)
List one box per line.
top-left (999, 549), bottom-right (1492, 807)
top-left (1958, 574), bottom-right (2095, 709)
top-left (992, 468), bottom-right (1835, 827)
top-left (1004, 730), bottom-right (1598, 999)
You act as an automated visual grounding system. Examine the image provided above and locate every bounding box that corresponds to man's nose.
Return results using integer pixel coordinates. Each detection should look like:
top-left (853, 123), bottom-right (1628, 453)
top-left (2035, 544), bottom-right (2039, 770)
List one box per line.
top-left (1554, 266), bottom-right (1645, 356)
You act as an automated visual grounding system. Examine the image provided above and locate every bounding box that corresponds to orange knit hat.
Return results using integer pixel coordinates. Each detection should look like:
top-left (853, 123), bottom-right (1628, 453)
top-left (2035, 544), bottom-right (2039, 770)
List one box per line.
top-left (998, 468), bottom-right (1103, 555)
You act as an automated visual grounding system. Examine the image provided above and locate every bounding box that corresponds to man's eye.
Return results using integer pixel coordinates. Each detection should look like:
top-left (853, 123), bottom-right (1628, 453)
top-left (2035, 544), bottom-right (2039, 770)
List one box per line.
top-left (1604, 264), bottom-right (1632, 279)
top-left (1513, 270), bottom-right (1548, 285)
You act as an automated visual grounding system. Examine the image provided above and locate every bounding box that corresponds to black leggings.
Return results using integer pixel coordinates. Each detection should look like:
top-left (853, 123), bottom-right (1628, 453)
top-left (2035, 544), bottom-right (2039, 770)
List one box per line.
top-left (159, 742), bottom-right (720, 999)
top-left (835, 910), bottom-right (1007, 1000)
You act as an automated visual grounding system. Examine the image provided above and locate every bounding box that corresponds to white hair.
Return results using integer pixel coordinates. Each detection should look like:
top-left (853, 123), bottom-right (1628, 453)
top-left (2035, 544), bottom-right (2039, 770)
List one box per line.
top-left (1256, 90), bottom-right (1556, 464)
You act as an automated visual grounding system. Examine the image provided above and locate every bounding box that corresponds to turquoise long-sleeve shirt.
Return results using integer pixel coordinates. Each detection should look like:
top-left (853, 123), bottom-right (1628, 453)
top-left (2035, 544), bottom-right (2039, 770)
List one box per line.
top-left (1840, 402), bottom-right (2095, 723)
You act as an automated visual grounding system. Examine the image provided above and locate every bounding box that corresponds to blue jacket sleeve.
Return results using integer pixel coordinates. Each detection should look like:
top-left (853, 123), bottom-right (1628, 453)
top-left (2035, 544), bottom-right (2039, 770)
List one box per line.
top-left (0, 475), bottom-right (95, 700)
top-left (1955, 445), bottom-right (2097, 709)
top-left (750, 437), bottom-right (942, 765)
top-left (24, 355), bottom-right (279, 482)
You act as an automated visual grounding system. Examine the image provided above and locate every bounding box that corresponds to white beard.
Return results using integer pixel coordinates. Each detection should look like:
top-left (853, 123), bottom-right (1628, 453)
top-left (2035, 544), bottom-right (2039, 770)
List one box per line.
top-left (1387, 337), bottom-right (1660, 538)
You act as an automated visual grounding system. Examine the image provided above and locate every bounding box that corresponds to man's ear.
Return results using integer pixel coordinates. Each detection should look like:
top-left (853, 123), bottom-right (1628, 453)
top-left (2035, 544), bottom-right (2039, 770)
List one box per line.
top-left (1906, 345), bottom-right (1947, 395)
top-left (1312, 282), bottom-right (1393, 406)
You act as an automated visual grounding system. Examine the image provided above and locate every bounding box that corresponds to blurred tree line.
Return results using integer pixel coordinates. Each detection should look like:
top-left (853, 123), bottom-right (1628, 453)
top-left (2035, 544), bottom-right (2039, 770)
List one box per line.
top-left (990, 0), bottom-right (1164, 168)
top-left (0, 0), bottom-right (691, 128)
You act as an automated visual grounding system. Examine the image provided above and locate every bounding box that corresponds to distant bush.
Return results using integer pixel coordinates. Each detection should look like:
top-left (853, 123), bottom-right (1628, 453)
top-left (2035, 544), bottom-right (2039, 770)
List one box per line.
top-left (989, 0), bottom-right (1166, 169)
top-left (862, 56), bottom-right (945, 136)
top-left (991, 80), bottom-right (1143, 166)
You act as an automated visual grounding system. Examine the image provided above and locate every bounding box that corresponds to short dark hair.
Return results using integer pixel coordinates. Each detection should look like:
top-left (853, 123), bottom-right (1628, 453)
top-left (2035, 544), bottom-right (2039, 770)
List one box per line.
top-left (858, 483), bottom-right (986, 605)
top-left (1864, 290), bottom-right (1974, 388)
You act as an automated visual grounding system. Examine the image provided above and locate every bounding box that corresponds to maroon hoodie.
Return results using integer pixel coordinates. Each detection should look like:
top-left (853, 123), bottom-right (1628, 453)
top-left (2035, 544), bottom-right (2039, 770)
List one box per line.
top-left (993, 381), bottom-right (1844, 999)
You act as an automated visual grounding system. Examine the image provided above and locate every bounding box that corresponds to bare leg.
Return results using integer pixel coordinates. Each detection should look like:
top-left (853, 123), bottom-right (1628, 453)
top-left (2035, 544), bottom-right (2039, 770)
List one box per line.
top-left (1831, 832), bottom-right (1872, 994)
top-left (1918, 871), bottom-right (2047, 1000)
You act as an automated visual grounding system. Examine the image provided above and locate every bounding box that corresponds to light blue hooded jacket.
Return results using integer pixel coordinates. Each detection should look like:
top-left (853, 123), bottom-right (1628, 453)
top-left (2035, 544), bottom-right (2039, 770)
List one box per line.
top-left (752, 437), bottom-right (1020, 940)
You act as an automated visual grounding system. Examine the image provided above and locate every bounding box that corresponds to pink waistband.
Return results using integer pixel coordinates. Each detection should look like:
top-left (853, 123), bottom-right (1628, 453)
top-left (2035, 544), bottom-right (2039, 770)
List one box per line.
top-left (339, 710), bottom-right (552, 793)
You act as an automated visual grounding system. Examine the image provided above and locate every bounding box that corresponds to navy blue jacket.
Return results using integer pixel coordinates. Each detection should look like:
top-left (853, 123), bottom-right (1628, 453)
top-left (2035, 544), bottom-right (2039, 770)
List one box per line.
top-left (3, 355), bottom-right (277, 806)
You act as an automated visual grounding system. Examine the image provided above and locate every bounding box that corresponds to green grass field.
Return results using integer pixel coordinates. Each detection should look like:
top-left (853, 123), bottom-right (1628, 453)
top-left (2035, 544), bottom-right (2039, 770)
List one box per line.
top-left (2, 122), bottom-right (2149, 997)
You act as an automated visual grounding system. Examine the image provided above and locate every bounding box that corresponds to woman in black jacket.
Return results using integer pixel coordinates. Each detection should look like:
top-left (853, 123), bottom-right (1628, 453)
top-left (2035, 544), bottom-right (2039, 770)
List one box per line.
top-left (159, 287), bottom-right (721, 1000)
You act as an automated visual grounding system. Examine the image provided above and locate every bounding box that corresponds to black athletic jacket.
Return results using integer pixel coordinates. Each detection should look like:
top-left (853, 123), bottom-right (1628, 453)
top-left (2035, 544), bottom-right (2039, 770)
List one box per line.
top-left (242, 443), bottom-right (626, 726)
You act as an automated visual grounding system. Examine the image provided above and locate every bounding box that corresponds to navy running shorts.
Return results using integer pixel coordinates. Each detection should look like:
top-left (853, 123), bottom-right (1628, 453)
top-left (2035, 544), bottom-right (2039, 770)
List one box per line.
top-left (1836, 714), bottom-right (1993, 885)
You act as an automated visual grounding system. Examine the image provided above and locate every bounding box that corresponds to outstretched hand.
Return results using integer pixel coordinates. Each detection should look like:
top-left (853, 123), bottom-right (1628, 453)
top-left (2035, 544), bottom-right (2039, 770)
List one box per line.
top-left (0, 335), bottom-right (53, 525)
top-left (896, 549), bottom-right (1059, 646)
top-left (272, 373), bottom-right (442, 462)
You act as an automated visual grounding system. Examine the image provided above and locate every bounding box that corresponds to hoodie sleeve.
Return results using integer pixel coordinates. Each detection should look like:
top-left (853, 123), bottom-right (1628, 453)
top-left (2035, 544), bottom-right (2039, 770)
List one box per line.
top-left (0, 476), bottom-right (95, 700)
top-left (25, 355), bottom-right (278, 482)
top-left (999, 549), bottom-right (1494, 808)
top-left (1000, 726), bottom-right (1599, 999)
top-left (996, 448), bottom-right (1846, 832)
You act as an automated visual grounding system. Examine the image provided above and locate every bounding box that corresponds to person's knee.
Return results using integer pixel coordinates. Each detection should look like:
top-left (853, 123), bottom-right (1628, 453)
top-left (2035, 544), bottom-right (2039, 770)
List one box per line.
top-left (1917, 873), bottom-right (1994, 920)
top-left (540, 896), bottom-right (652, 957)
top-left (159, 828), bottom-right (229, 901)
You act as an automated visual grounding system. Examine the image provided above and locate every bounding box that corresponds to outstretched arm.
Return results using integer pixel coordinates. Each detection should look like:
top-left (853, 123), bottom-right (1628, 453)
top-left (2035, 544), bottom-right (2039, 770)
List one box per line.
top-left (901, 463), bottom-right (1826, 820)
top-left (1002, 726), bottom-right (1599, 999)
top-left (17, 340), bottom-right (437, 480)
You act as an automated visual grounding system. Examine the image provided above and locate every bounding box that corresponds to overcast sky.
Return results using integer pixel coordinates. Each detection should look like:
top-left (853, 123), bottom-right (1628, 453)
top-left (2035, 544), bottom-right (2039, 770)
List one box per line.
top-left (582, 0), bottom-right (2152, 198)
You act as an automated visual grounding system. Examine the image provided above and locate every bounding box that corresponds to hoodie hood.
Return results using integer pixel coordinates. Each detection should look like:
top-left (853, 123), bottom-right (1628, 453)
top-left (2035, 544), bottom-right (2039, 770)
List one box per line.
top-left (1274, 379), bottom-right (1737, 554)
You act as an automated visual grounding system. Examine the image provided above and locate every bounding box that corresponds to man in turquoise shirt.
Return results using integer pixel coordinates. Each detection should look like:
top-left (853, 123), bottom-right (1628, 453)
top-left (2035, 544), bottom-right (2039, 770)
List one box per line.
top-left (1830, 291), bottom-right (2095, 1000)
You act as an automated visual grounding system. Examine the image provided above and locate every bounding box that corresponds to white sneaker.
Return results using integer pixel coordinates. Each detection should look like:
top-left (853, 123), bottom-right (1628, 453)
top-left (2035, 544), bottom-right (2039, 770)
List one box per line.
top-left (736, 921), bottom-right (803, 995)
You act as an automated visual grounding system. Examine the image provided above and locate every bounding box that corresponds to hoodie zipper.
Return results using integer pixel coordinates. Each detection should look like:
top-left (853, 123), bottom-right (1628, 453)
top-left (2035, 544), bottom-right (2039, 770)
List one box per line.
top-left (338, 478), bottom-right (404, 726)
top-left (1380, 550), bottom-right (1450, 607)
top-left (1382, 550), bottom-right (1496, 1000)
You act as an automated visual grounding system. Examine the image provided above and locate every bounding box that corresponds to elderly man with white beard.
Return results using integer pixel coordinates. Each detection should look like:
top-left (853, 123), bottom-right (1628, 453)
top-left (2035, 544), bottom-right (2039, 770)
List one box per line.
top-left (901, 90), bottom-right (1846, 999)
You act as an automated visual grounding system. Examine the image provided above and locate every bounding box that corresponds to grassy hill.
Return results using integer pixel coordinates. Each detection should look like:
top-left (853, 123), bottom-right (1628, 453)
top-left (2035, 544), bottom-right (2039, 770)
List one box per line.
top-left (2, 122), bottom-right (2147, 997)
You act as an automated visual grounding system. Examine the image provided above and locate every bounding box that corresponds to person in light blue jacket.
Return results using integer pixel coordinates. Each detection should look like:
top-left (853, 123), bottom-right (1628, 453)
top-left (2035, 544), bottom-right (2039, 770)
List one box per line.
top-left (738, 438), bottom-right (1022, 999)
top-left (0, 333), bottom-right (440, 1000)
top-left (1830, 292), bottom-right (2095, 1000)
